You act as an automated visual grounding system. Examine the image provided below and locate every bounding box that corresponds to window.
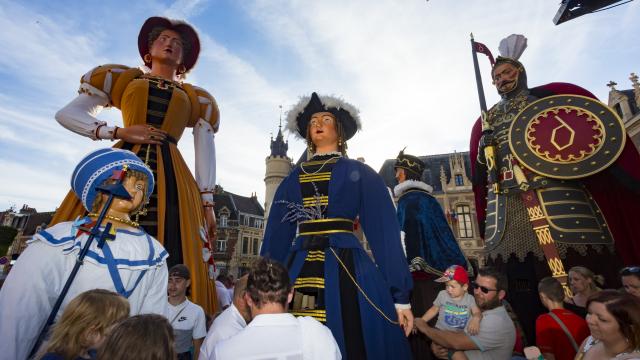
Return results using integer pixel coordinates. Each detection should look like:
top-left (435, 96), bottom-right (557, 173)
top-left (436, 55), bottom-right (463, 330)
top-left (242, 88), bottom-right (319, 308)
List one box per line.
top-left (456, 204), bottom-right (473, 238)
top-left (219, 215), bottom-right (228, 228)
top-left (216, 239), bottom-right (227, 252)
top-left (243, 215), bottom-right (249, 226)
top-left (455, 174), bottom-right (464, 186)
top-left (242, 237), bottom-right (249, 254)
top-left (252, 239), bottom-right (259, 255)
top-left (255, 219), bottom-right (263, 229)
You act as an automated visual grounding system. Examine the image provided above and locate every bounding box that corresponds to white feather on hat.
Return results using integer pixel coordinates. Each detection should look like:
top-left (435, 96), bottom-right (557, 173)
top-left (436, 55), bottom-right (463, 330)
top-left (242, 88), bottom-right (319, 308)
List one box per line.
top-left (285, 93), bottom-right (361, 139)
top-left (498, 34), bottom-right (528, 61)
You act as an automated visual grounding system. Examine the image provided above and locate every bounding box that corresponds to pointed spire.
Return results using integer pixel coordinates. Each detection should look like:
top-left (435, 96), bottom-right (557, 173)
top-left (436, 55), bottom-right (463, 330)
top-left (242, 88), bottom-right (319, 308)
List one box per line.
top-left (630, 73), bottom-right (640, 105)
top-left (270, 106), bottom-right (289, 157)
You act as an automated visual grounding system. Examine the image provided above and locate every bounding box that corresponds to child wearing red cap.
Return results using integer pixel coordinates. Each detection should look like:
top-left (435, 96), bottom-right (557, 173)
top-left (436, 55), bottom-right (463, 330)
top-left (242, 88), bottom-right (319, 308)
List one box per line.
top-left (418, 265), bottom-right (482, 338)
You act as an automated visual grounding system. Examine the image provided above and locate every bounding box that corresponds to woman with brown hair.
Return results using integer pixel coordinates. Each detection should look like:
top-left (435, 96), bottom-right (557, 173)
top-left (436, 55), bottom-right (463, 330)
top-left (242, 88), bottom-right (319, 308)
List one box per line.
top-left (575, 290), bottom-right (640, 359)
top-left (97, 314), bottom-right (176, 360)
top-left (37, 289), bottom-right (130, 360)
top-left (51, 16), bottom-right (220, 315)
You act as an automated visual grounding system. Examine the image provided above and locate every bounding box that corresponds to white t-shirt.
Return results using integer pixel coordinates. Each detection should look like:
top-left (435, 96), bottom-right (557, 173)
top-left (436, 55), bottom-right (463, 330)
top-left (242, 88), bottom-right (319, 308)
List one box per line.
top-left (464, 306), bottom-right (516, 360)
top-left (168, 298), bottom-right (207, 353)
top-left (213, 313), bottom-right (341, 360)
top-left (198, 303), bottom-right (247, 359)
top-left (215, 280), bottom-right (232, 309)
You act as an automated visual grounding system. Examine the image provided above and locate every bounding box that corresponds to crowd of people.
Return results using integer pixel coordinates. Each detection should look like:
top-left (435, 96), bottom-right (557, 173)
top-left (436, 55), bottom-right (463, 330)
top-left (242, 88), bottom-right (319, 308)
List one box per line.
top-left (1, 259), bottom-right (636, 359)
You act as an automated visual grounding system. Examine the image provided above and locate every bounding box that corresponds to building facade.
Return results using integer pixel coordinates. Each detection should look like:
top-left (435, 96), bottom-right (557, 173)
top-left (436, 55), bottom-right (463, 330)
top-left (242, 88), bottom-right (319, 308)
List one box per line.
top-left (607, 72), bottom-right (640, 151)
top-left (264, 125), bottom-right (293, 221)
top-left (213, 186), bottom-right (265, 278)
top-left (378, 151), bottom-right (484, 266)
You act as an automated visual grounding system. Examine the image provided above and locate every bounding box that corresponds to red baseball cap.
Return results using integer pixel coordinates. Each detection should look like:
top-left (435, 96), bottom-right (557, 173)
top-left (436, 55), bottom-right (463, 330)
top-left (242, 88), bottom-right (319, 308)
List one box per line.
top-left (435, 265), bottom-right (469, 285)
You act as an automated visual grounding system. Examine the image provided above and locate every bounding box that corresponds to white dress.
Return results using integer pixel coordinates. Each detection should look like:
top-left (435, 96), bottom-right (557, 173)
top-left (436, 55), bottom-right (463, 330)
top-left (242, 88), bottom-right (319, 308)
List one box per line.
top-left (0, 220), bottom-right (169, 360)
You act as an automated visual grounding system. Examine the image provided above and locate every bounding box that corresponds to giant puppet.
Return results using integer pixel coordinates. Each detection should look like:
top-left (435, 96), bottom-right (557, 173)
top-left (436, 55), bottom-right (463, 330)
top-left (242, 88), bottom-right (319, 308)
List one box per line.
top-left (50, 17), bottom-right (219, 314)
top-left (0, 148), bottom-right (168, 360)
top-left (393, 150), bottom-right (469, 359)
top-left (470, 34), bottom-right (640, 343)
top-left (261, 93), bottom-right (414, 360)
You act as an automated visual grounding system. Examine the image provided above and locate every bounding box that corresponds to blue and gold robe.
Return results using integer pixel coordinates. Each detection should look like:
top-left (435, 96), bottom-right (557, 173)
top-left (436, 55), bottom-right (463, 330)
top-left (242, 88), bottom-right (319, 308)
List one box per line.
top-left (261, 154), bottom-right (412, 360)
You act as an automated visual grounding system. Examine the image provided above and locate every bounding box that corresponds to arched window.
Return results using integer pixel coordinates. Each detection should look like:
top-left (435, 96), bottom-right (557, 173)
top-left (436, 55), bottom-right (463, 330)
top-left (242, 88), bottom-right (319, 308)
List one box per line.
top-left (456, 204), bottom-right (473, 238)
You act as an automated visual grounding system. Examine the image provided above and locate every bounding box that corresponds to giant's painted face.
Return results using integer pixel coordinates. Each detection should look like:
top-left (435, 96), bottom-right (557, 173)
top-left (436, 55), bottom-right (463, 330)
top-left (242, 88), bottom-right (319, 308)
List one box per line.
top-left (492, 62), bottom-right (519, 94)
top-left (100, 175), bottom-right (146, 215)
top-left (308, 112), bottom-right (338, 149)
top-left (149, 29), bottom-right (184, 67)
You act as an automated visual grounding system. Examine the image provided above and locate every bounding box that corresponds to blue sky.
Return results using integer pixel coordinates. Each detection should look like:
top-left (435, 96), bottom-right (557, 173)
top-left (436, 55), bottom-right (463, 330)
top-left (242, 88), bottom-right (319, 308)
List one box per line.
top-left (1, 0), bottom-right (639, 211)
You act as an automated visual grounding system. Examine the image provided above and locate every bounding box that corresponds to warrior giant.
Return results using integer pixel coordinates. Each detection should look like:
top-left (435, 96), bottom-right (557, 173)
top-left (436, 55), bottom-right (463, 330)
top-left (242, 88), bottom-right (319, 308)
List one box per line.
top-left (470, 35), bottom-right (640, 344)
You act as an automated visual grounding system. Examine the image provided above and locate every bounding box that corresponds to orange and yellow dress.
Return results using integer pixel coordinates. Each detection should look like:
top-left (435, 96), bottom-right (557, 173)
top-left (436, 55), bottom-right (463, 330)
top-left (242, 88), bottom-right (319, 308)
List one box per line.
top-left (52, 64), bottom-right (219, 314)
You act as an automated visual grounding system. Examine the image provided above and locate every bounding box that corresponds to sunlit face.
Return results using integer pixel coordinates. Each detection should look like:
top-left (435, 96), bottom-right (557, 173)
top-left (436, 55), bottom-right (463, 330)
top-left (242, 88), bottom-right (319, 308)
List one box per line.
top-left (308, 112), bottom-right (338, 150)
top-left (395, 168), bottom-right (406, 183)
top-left (473, 275), bottom-right (502, 311)
top-left (492, 62), bottom-right (519, 94)
top-left (569, 271), bottom-right (591, 294)
top-left (149, 29), bottom-right (184, 67)
top-left (109, 176), bottom-right (146, 215)
top-left (586, 301), bottom-right (622, 342)
top-left (168, 275), bottom-right (190, 297)
top-left (621, 275), bottom-right (640, 298)
top-left (445, 280), bottom-right (467, 299)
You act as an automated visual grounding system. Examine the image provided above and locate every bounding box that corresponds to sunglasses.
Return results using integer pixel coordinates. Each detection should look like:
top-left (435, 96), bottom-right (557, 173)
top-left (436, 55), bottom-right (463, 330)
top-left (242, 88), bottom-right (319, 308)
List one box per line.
top-left (472, 281), bottom-right (498, 294)
top-left (621, 266), bottom-right (640, 276)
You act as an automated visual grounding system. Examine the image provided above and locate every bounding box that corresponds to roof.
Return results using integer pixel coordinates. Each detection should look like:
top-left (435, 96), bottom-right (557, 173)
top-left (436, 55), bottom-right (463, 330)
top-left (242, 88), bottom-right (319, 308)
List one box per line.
top-left (378, 152), bottom-right (472, 193)
top-left (213, 189), bottom-right (264, 218)
top-left (620, 89), bottom-right (639, 116)
top-left (23, 211), bottom-right (55, 235)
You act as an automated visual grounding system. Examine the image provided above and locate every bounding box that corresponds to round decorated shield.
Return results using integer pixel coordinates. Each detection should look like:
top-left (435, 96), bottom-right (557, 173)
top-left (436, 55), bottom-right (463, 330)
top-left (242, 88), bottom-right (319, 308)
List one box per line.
top-left (508, 94), bottom-right (626, 179)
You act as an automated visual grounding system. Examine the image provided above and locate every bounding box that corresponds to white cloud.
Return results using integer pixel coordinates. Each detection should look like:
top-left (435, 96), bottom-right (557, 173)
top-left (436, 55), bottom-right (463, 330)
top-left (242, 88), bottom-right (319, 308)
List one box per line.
top-left (1, 0), bottom-right (639, 212)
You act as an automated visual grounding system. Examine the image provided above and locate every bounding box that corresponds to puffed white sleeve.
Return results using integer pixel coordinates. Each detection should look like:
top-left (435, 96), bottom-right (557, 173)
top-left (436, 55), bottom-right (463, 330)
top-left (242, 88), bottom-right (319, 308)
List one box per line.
top-left (55, 89), bottom-right (116, 140)
top-left (55, 64), bottom-right (137, 140)
top-left (192, 86), bottom-right (220, 204)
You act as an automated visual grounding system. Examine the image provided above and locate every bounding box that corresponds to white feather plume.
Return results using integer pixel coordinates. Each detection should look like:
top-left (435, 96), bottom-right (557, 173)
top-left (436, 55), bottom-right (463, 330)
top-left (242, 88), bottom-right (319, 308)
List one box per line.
top-left (498, 34), bottom-right (528, 60)
top-left (285, 93), bottom-right (361, 139)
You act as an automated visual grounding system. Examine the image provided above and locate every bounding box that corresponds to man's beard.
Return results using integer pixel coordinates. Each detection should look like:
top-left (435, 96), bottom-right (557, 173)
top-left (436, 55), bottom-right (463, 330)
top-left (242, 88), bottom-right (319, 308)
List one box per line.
top-left (477, 296), bottom-right (502, 311)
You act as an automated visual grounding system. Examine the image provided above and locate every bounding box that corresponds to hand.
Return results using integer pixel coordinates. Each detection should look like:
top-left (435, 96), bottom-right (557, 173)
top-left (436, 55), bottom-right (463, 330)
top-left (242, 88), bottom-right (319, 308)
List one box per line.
top-left (414, 317), bottom-right (429, 334)
top-left (396, 308), bottom-right (414, 337)
top-left (116, 124), bottom-right (167, 144)
top-left (431, 343), bottom-right (449, 359)
top-left (467, 317), bottom-right (480, 336)
top-left (479, 132), bottom-right (495, 149)
top-left (204, 206), bottom-right (217, 243)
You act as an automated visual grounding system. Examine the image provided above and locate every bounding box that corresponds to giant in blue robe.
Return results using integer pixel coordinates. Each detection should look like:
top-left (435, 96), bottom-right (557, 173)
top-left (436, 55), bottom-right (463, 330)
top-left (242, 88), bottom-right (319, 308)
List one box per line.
top-left (395, 180), bottom-right (467, 275)
top-left (261, 156), bottom-right (413, 360)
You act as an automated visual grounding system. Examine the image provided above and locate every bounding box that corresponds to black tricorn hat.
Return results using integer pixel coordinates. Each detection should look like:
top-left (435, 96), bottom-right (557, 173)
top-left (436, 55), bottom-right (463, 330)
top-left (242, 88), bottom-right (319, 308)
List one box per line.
top-left (394, 149), bottom-right (425, 177)
top-left (286, 92), bottom-right (361, 141)
top-left (138, 16), bottom-right (201, 72)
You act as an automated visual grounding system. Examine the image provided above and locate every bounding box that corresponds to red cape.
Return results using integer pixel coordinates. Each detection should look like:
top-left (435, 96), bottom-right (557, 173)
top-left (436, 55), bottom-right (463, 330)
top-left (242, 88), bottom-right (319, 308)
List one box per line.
top-left (470, 82), bottom-right (640, 265)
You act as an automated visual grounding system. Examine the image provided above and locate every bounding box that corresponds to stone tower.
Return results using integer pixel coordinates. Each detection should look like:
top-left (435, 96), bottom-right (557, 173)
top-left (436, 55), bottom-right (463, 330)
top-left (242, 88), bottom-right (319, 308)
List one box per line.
top-left (264, 121), bottom-right (292, 221)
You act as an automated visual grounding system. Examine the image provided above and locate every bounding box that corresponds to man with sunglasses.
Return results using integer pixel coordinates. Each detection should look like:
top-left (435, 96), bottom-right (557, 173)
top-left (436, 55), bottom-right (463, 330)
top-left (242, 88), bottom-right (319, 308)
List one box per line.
top-left (620, 266), bottom-right (640, 299)
top-left (414, 268), bottom-right (515, 359)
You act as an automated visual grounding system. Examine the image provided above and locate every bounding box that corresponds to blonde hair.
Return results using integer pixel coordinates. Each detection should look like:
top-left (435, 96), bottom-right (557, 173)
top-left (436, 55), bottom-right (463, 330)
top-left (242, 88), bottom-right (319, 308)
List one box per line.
top-left (569, 266), bottom-right (604, 292)
top-left (39, 289), bottom-right (129, 359)
top-left (97, 314), bottom-right (175, 360)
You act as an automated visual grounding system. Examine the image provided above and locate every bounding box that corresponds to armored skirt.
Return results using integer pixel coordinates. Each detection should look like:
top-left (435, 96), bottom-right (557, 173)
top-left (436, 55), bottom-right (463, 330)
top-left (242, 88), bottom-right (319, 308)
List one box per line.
top-left (261, 155), bottom-right (413, 360)
top-left (51, 65), bottom-right (219, 315)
